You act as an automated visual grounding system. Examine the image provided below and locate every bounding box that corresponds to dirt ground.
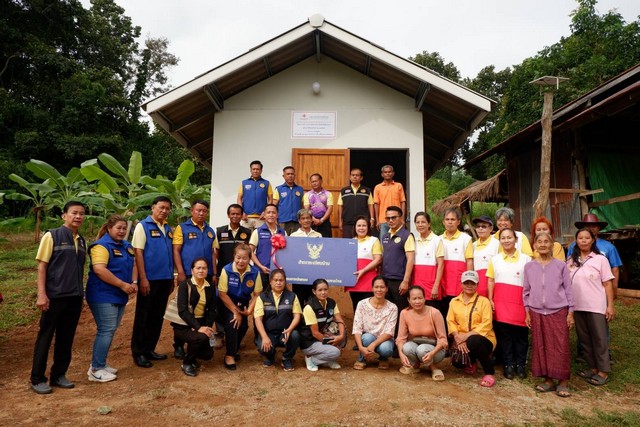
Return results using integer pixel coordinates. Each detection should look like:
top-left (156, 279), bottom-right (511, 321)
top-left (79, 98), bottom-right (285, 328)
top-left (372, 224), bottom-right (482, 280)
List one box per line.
top-left (1, 289), bottom-right (639, 427)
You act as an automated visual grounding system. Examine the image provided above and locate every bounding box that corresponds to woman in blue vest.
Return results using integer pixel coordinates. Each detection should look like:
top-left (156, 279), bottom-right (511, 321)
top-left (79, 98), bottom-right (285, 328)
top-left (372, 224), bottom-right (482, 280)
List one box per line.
top-left (86, 215), bottom-right (138, 383)
top-left (172, 257), bottom-right (217, 377)
top-left (300, 278), bottom-right (346, 371)
top-left (218, 243), bottom-right (263, 370)
top-left (254, 269), bottom-right (302, 371)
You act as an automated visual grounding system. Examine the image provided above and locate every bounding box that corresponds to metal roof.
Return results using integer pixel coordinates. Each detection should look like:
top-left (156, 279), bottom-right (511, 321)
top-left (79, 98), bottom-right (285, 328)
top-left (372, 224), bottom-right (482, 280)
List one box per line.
top-left (464, 63), bottom-right (640, 167)
top-left (142, 15), bottom-right (494, 171)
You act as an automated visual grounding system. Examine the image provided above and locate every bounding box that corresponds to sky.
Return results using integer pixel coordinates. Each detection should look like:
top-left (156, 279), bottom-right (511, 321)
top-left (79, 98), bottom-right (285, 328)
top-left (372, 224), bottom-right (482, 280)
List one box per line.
top-left (98, 0), bottom-right (640, 91)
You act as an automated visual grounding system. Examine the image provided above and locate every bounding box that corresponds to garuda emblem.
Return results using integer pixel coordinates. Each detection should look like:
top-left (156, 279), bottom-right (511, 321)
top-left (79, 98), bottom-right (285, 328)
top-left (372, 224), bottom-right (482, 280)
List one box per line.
top-left (307, 243), bottom-right (323, 260)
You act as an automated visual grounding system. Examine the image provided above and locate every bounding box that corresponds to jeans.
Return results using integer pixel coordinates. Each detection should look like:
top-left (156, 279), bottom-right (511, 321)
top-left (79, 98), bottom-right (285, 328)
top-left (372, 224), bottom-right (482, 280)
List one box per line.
top-left (89, 303), bottom-right (126, 369)
top-left (402, 341), bottom-right (445, 367)
top-left (256, 330), bottom-right (301, 361)
top-left (358, 333), bottom-right (394, 362)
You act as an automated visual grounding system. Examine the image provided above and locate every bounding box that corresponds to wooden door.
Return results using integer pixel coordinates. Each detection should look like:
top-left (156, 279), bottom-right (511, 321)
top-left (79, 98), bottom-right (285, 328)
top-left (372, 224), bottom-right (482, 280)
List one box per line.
top-left (292, 148), bottom-right (349, 237)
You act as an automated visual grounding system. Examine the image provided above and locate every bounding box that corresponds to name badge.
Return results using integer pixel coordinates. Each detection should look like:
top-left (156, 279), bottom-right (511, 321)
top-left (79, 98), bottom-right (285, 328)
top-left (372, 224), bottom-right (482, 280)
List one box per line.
top-left (112, 249), bottom-right (123, 257)
top-left (188, 232), bottom-right (198, 240)
top-left (150, 230), bottom-right (161, 238)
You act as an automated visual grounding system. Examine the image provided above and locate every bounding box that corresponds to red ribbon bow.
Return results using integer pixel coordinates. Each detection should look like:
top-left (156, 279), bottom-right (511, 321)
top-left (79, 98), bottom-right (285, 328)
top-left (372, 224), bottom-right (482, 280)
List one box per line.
top-left (270, 234), bottom-right (287, 269)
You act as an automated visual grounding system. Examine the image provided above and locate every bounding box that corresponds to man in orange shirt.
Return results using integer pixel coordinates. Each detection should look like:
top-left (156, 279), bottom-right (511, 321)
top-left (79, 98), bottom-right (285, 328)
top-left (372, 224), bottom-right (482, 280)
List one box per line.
top-left (374, 165), bottom-right (406, 239)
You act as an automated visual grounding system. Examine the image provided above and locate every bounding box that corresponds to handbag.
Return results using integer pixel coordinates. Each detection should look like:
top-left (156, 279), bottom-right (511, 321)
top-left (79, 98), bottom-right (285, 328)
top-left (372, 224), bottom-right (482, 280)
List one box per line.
top-left (450, 294), bottom-right (479, 367)
top-left (164, 282), bottom-right (192, 326)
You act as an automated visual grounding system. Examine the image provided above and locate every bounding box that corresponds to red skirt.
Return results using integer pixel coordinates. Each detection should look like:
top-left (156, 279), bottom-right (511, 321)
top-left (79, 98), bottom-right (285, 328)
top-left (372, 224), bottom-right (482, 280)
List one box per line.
top-left (530, 307), bottom-right (571, 380)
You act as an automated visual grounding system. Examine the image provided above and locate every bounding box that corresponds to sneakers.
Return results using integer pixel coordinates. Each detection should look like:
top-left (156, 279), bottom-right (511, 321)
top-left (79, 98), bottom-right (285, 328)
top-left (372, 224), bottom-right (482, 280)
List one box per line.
top-left (262, 358), bottom-right (274, 368)
top-left (50, 376), bottom-right (74, 389)
top-left (281, 359), bottom-right (294, 372)
top-left (87, 365), bottom-right (117, 376)
top-left (326, 361), bottom-right (341, 370)
top-left (88, 368), bottom-right (117, 383)
top-left (32, 382), bottom-right (53, 394)
top-left (304, 356), bottom-right (318, 372)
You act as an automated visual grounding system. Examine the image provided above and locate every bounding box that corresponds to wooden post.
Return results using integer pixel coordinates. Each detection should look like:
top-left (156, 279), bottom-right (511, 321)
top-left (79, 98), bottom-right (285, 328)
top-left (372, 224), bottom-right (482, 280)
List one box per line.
top-left (533, 90), bottom-right (554, 219)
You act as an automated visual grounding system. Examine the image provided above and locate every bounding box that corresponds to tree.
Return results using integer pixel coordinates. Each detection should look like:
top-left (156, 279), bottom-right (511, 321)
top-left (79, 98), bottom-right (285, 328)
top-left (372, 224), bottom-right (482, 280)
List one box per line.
top-left (410, 51), bottom-right (461, 82)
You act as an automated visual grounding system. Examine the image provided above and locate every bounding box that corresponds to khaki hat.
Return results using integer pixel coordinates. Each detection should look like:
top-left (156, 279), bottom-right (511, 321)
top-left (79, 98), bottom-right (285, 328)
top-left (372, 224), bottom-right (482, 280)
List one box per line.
top-left (461, 270), bottom-right (479, 284)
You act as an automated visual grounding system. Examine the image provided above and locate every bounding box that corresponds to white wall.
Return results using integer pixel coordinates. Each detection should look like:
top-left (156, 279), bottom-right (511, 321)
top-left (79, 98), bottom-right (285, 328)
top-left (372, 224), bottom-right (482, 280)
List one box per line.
top-left (210, 57), bottom-right (424, 225)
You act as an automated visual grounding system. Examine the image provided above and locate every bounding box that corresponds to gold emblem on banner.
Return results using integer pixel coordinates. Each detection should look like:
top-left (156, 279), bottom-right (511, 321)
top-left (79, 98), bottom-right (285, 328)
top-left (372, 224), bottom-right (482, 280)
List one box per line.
top-left (307, 243), bottom-right (323, 260)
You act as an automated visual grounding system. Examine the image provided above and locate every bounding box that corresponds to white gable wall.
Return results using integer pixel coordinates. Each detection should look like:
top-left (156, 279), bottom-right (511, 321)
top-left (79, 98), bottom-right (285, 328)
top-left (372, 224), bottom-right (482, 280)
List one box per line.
top-left (210, 56), bottom-right (424, 225)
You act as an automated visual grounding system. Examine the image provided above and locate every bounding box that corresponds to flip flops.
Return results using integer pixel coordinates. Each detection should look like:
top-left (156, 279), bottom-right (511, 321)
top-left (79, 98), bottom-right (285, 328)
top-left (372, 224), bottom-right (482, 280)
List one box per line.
top-left (588, 374), bottom-right (610, 386)
top-left (463, 362), bottom-right (478, 375)
top-left (353, 361), bottom-right (366, 370)
top-left (431, 369), bottom-right (445, 381)
top-left (556, 385), bottom-right (571, 397)
top-left (577, 369), bottom-right (595, 379)
top-left (480, 375), bottom-right (495, 387)
top-left (535, 382), bottom-right (556, 392)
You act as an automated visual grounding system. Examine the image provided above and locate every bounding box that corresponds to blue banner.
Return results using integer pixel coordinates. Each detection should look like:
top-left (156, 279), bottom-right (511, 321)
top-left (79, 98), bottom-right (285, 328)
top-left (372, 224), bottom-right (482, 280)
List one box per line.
top-left (271, 237), bottom-right (357, 287)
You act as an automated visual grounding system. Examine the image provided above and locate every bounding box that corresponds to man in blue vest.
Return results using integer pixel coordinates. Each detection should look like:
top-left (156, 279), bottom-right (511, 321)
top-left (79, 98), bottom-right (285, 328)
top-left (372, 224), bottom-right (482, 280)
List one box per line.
top-left (381, 205), bottom-right (415, 316)
top-left (172, 199), bottom-right (217, 359)
top-left (131, 196), bottom-right (174, 368)
top-left (237, 160), bottom-right (273, 231)
top-left (273, 166), bottom-right (304, 235)
top-left (30, 201), bottom-right (87, 394)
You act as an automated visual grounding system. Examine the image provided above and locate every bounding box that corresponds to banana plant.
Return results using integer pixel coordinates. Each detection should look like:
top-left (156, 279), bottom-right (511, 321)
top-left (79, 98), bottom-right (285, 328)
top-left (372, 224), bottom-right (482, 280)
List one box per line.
top-left (4, 175), bottom-right (57, 241)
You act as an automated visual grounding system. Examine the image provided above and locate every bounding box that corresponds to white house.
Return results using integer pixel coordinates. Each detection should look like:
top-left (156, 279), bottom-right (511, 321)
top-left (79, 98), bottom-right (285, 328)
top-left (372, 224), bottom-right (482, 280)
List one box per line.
top-left (142, 14), bottom-right (493, 231)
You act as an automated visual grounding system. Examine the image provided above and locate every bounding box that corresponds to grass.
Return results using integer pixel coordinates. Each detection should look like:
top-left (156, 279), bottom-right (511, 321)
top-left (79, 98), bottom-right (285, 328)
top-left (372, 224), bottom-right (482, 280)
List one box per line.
top-left (0, 233), bottom-right (40, 330)
top-left (548, 408), bottom-right (640, 427)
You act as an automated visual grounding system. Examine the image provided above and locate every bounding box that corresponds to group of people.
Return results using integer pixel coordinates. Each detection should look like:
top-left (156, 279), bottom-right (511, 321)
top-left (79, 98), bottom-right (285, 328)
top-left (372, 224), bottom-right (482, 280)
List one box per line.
top-left (29, 161), bottom-right (621, 399)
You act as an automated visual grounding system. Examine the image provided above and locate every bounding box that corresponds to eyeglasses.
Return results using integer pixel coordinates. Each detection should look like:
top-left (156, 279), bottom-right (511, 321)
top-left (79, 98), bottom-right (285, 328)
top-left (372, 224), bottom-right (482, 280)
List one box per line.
top-left (385, 216), bottom-right (400, 221)
top-left (475, 224), bottom-right (490, 229)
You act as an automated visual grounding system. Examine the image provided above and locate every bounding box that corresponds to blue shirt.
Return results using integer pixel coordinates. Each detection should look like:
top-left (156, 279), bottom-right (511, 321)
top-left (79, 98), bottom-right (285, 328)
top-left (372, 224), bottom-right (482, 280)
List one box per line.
top-left (567, 238), bottom-right (622, 268)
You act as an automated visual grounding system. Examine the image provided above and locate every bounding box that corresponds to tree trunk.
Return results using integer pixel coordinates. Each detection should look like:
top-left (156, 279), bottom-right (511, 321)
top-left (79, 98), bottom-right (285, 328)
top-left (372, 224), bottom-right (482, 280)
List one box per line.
top-left (34, 208), bottom-right (42, 243)
top-left (533, 91), bottom-right (554, 219)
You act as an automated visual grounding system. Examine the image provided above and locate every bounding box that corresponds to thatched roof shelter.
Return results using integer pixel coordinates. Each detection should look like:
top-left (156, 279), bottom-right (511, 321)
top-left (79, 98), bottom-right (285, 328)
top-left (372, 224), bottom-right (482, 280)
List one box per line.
top-left (431, 169), bottom-right (508, 215)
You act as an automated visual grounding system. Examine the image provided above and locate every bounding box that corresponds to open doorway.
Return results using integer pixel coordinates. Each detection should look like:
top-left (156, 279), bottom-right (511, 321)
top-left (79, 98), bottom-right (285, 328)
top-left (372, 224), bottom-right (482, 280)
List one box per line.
top-left (350, 149), bottom-right (410, 228)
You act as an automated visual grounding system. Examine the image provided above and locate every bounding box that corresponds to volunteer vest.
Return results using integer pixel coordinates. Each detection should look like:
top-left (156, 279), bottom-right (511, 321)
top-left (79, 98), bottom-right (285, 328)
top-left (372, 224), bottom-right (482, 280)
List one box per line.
top-left (140, 215), bottom-right (174, 281)
top-left (223, 263), bottom-right (259, 305)
top-left (241, 177), bottom-right (270, 216)
top-left (179, 220), bottom-right (215, 276)
top-left (215, 225), bottom-right (251, 275)
top-left (413, 234), bottom-right (443, 299)
top-left (259, 290), bottom-right (297, 334)
top-left (300, 297), bottom-right (337, 349)
top-left (254, 223), bottom-right (285, 268)
top-left (491, 251), bottom-right (531, 327)
top-left (340, 185), bottom-right (371, 224)
top-left (381, 227), bottom-right (412, 280)
top-left (45, 226), bottom-right (86, 298)
top-left (441, 232), bottom-right (472, 297)
top-left (86, 234), bottom-right (134, 305)
top-left (275, 183), bottom-right (303, 222)
top-left (349, 236), bottom-right (378, 292)
top-left (473, 237), bottom-right (500, 297)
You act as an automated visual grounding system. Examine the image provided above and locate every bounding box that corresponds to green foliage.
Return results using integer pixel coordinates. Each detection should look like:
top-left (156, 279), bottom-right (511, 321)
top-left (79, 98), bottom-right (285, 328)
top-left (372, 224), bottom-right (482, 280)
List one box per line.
top-left (410, 51), bottom-right (461, 82)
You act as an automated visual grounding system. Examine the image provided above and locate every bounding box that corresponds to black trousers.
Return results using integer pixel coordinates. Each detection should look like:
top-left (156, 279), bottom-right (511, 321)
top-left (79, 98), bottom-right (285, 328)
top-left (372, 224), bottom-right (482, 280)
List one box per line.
top-left (292, 284), bottom-right (313, 307)
top-left (386, 278), bottom-right (409, 337)
top-left (172, 323), bottom-right (214, 365)
top-left (131, 279), bottom-right (173, 356)
top-left (452, 334), bottom-right (495, 375)
top-left (495, 321), bottom-right (529, 367)
top-left (30, 296), bottom-right (83, 384)
top-left (218, 301), bottom-right (249, 358)
top-left (312, 220), bottom-right (332, 238)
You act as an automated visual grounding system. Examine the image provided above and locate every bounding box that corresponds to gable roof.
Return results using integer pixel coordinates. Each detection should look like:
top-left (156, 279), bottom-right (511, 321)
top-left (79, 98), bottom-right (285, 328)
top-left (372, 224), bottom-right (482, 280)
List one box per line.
top-left (142, 14), bottom-right (493, 171)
